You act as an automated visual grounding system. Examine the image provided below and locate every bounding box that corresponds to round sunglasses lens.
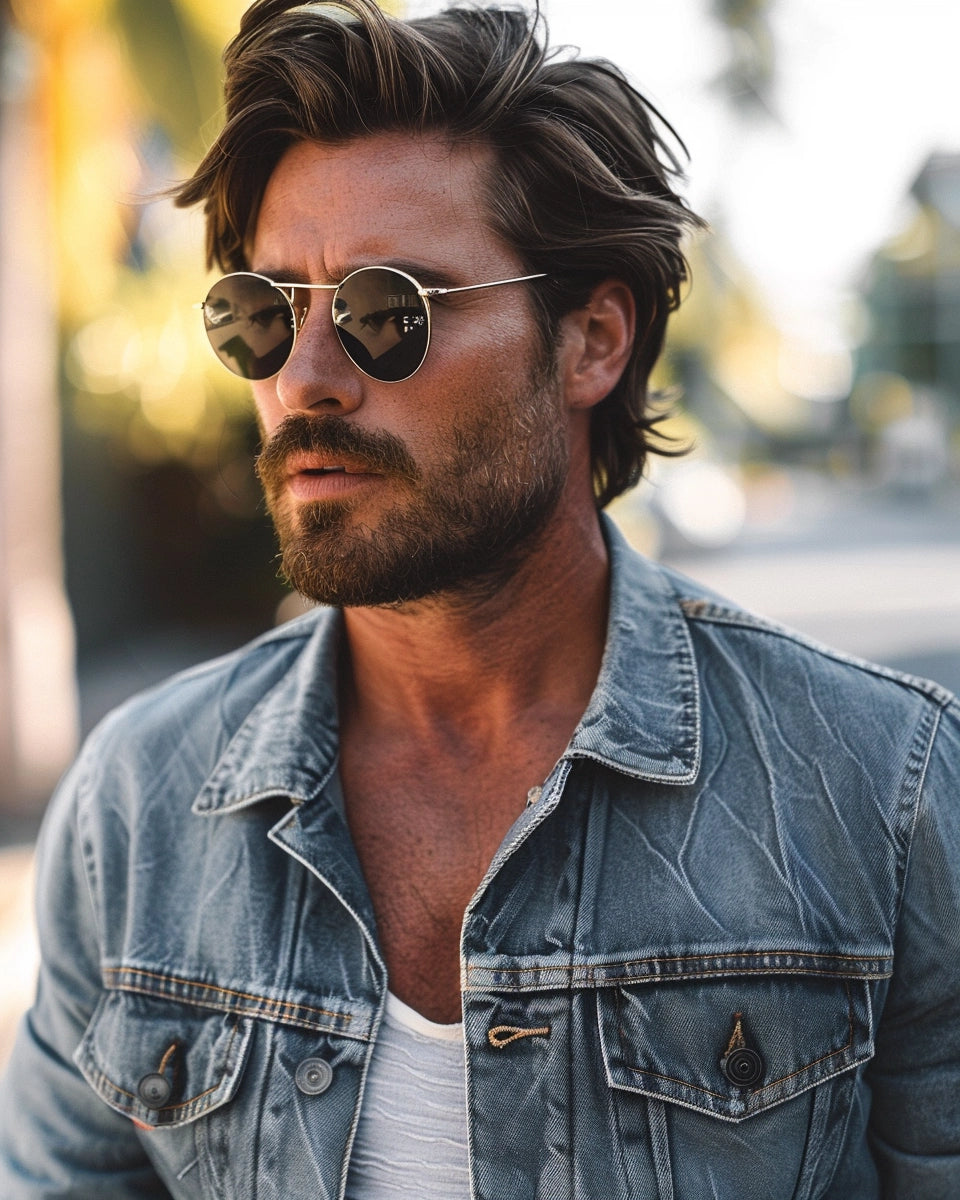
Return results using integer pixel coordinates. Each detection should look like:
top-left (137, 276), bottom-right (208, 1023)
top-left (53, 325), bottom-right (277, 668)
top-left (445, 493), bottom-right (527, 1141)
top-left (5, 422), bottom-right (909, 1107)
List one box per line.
top-left (202, 275), bottom-right (295, 380)
top-left (333, 268), bottom-right (429, 382)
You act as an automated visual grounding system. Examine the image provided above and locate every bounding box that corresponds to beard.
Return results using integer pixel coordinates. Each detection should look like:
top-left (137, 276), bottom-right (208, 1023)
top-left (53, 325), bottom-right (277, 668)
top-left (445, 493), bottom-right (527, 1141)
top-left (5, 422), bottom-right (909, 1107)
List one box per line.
top-left (255, 359), bottom-right (569, 608)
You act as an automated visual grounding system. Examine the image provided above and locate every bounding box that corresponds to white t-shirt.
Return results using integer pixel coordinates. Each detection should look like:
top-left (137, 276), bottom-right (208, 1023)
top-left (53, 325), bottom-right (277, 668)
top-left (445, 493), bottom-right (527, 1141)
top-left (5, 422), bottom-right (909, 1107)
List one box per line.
top-left (344, 992), bottom-right (471, 1198)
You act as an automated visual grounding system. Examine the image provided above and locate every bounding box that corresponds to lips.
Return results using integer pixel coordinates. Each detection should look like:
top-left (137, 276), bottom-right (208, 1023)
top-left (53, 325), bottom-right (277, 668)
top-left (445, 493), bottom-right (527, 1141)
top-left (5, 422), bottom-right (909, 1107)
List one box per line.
top-left (277, 454), bottom-right (383, 503)
top-left (285, 454), bottom-right (372, 480)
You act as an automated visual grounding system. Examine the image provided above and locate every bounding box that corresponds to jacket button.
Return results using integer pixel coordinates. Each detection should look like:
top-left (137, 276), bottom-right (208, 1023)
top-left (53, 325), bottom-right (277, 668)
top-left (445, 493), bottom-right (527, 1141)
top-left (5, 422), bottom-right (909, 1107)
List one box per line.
top-left (137, 1072), bottom-right (172, 1108)
top-left (295, 1057), bottom-right (334, 1096)
top-left (722, 1047), bottom-right (764, 1088)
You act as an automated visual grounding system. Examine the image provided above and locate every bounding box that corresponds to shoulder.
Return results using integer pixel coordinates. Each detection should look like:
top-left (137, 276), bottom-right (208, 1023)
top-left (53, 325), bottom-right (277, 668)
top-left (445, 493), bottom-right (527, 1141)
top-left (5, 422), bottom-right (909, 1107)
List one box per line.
top-left (604, 513), bottom-right (954, 720)
top-left (596, 521), bottom-right (955, 795)
top-left (659, 557), bottom-right (954, 711)
top-left (653, 558), bottom-right (959, 829)
top-left (35, 606), bottom-right (341, 926)
top-left (642, 557), bottom-right (960, 910)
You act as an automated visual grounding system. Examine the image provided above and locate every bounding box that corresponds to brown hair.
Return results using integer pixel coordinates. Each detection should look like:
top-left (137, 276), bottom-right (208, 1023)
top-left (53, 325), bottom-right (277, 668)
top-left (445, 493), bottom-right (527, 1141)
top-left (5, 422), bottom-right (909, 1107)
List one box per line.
top-left (176, 0), bottom-right (704, 506)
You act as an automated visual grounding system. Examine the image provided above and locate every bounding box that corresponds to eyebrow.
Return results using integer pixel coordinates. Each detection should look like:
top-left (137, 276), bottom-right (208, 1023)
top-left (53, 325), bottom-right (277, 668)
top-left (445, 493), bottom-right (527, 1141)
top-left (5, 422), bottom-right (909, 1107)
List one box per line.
top-left (251, 259), bottom-right (460, 290)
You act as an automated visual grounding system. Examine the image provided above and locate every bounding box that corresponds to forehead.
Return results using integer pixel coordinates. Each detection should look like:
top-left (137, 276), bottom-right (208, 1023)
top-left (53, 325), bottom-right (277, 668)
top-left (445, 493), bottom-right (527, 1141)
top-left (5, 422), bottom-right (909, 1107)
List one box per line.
top-left (250, 133), bottom-right (511, 278)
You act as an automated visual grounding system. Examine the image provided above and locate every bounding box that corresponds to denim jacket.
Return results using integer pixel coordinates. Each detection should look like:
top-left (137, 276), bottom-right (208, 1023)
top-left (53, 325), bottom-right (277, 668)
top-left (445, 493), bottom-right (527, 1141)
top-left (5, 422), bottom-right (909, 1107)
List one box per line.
top-left (2, 519), bottom-right (959, 1199)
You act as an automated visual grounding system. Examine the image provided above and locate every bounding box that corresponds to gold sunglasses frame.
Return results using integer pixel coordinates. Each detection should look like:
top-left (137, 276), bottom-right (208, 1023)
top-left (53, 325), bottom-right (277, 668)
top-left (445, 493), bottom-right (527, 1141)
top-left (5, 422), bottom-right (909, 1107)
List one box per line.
top-left (200, 265), bottom-right (548, 383)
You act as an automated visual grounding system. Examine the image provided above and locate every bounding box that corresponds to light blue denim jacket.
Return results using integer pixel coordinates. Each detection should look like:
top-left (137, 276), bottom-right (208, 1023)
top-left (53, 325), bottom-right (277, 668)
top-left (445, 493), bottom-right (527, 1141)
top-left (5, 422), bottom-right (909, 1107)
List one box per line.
top-left (2, 519), bottom-right (960, 1198)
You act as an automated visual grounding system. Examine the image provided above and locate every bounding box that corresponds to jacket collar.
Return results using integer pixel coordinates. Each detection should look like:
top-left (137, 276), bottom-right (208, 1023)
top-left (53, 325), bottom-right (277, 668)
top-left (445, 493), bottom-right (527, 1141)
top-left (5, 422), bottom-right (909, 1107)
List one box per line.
top-left (194, 514), bottom-right (701, 816)
top-left (565, 516), bottom-right (700, 783)
top-left (192, 610), bottom-right (343, 815)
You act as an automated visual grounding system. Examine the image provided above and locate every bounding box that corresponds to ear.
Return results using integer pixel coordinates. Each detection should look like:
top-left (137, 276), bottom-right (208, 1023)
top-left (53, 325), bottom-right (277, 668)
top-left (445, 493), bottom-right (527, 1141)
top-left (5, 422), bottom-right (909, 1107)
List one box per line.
top-left (558, 278), bottom-right (636, 411)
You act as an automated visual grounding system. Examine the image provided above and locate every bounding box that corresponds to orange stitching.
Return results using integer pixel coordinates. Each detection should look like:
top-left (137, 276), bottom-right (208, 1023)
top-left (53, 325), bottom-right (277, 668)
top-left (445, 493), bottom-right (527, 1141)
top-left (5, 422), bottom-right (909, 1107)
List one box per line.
top-left (467, 950), bottom-right (890, 978)
top-left (102, 966), bottom-right (351, 1024)
top-left (109, 983), bottom-right (339, 1035)
top-left (765, 980), bottom-right (857, 1089)
top-left (465, 965), bottom-right (890, 990)
top-left (488, 1024), bottom-right (551, 1048)
top-left (110, 1071), bottom-right (225, 1111)
top-left (619, 1043), bottom-right (857, 1100)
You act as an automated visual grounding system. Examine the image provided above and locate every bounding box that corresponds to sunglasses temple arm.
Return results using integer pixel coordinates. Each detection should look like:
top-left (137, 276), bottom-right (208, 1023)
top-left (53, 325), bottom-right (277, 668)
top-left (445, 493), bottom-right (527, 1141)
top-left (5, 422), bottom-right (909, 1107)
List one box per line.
top-left (421, 272), bottom-right (548, 298)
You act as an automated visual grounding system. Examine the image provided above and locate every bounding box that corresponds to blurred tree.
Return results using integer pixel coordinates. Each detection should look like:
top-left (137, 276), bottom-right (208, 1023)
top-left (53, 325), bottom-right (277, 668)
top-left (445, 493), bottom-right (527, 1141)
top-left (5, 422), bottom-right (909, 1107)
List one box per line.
top-left (0, 2), bottom-right (77, 810)
top-left (3, 0), bottom-right (278, 707)
top-left (2, 0), bottom-right (412, 730)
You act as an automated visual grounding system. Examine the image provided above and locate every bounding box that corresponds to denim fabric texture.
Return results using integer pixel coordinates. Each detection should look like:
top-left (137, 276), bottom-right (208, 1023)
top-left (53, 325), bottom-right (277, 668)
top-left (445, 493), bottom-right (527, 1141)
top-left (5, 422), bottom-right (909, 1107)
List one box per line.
top-left (1, 516), bottom-right (959, 1198)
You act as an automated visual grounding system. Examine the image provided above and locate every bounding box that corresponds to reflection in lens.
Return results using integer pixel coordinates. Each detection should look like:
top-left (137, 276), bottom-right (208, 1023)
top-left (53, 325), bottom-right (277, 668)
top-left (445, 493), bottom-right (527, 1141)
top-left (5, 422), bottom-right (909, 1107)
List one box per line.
top-left (333, 296), bottom-right (351, 326)
top-left (334, 267), bottom-right (429, 382)
top-left (202, 274), bottom-right (295, 380)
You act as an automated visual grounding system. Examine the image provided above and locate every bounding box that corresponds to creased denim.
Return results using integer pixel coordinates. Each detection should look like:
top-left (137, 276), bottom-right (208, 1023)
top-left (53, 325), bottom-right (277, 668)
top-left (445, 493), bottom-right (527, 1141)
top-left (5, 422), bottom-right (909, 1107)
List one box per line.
top-left (1, 516), bottom-right (959, 1198)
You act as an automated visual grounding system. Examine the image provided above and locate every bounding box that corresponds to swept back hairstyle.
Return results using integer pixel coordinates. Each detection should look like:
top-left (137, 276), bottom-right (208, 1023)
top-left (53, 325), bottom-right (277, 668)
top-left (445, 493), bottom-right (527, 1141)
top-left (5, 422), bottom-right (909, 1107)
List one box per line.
top-left (176, 0), bottom-right (704, 506)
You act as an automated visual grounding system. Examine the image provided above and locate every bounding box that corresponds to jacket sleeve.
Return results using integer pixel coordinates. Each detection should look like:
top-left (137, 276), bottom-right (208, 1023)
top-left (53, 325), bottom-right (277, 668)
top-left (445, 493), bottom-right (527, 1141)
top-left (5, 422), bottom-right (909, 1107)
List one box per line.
top-left (0, 753), bottom-right (171, 1198)
top-left (866, 694), bottom-right (960, 1192)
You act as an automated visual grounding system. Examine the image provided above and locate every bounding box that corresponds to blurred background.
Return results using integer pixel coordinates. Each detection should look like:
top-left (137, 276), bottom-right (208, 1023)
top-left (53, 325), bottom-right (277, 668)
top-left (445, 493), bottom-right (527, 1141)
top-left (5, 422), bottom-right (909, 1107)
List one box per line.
top-left (1, 0), bottom-right (959, 1064)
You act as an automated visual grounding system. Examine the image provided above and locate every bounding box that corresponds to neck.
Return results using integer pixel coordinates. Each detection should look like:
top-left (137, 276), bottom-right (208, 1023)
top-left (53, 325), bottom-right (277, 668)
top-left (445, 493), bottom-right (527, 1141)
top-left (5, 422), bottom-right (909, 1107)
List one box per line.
top-left (339, 508), bottom-right (610, 746)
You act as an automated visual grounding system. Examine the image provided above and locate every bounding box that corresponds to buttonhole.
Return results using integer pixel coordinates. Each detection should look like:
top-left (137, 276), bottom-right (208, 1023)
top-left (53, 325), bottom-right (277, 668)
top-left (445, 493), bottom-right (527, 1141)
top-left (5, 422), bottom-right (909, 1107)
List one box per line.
top-left (488, 1024), bottom-right (551, 1048)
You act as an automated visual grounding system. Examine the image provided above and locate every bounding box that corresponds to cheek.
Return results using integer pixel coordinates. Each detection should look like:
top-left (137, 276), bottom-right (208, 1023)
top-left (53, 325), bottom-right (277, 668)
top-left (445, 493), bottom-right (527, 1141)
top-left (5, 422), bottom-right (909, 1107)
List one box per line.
top-left (428, 293), bottom-right (542, 379)
top-left (250, 383), bottom-right (282, 438)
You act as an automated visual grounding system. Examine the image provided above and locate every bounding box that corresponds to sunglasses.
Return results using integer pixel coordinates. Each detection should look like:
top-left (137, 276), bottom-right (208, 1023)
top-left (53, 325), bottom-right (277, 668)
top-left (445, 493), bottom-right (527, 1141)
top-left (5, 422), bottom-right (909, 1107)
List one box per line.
top-left (199, 265), bottom-right (547, 384)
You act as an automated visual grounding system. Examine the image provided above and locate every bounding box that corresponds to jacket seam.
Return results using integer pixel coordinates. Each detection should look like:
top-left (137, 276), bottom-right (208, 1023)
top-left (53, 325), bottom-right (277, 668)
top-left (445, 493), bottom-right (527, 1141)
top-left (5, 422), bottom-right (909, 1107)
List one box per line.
top-left (891, 700), bottom-right (944, 930)
top-left (73, 760), bottom-right (105, 949)
top-left (467, 949), bottom-right (890, 977)
top-left (102, 966), bottom-right (353, 1031)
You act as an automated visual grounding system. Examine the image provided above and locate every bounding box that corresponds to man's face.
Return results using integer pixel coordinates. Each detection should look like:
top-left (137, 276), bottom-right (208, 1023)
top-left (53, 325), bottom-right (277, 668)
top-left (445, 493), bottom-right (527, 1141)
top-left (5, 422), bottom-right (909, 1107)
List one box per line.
top-left (249, 133), bottom-right (572, 607)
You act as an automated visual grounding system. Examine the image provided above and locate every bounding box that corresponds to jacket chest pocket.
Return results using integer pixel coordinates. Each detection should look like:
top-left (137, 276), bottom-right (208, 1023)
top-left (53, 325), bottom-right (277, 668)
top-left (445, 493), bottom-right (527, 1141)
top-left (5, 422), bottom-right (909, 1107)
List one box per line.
top-left (596, 970), bottom-right (877, 1197)
top-left (598, 971), bottom-right (874, 1122)
top-left (75, 988), bottom-right (255, 1194)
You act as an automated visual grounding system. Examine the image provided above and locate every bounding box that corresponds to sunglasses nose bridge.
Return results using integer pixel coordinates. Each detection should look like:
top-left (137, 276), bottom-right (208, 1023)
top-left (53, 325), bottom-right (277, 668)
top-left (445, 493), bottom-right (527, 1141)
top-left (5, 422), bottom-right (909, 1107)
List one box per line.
top-left (273, 287), bottom-right (367, 410)
top-left (280, 286), bottom-right (309, 332)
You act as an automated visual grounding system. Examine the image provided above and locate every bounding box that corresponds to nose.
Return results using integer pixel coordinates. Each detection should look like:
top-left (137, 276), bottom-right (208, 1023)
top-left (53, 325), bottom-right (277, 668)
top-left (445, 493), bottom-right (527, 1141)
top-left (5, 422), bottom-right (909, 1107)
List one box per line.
top-left (274, 302), bottom-right (364, 416)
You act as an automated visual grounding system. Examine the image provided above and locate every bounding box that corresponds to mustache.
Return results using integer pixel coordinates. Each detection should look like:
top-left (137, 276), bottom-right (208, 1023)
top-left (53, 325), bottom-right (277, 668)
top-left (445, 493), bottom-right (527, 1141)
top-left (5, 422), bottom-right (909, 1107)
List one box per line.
top-left (256, 415), bottom-right (420, 487)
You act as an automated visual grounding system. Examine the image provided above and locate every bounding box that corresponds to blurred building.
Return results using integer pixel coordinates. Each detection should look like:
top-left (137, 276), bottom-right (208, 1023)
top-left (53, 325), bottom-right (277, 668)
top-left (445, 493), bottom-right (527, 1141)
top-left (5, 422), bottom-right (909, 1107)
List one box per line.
top-left (852, 152), bottom-right (960, 489)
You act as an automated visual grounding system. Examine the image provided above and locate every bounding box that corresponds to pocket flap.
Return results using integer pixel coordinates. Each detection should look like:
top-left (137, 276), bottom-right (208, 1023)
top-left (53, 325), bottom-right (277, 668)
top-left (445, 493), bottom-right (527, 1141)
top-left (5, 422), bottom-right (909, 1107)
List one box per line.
top-left (75, 989), bottom-right (254, 1129)
top-left (598, 973), bottom-right (874, 1123)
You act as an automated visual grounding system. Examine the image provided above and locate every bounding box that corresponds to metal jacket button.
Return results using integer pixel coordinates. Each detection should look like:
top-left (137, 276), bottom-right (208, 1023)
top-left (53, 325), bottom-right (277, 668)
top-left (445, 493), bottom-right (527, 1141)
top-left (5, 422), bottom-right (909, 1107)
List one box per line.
top-left (722, 1046), bottom-right (764, 1088)
top-left (295, 1057), bottom-right (334, 1095)
top-left (137, 1072), bottom-right (172, 1108)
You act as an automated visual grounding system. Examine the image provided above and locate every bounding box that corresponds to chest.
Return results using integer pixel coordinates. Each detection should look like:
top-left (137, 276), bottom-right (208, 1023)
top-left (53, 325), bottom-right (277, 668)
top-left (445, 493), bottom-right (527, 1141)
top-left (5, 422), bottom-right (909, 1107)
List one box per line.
top-left (338, 735), bottom-right (555, 1021)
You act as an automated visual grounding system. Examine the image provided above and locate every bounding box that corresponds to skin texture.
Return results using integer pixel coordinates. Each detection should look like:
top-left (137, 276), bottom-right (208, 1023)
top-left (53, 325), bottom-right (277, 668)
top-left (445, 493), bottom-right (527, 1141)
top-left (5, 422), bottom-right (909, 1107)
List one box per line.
top-left (250, 133), bottom-right (635, 1022)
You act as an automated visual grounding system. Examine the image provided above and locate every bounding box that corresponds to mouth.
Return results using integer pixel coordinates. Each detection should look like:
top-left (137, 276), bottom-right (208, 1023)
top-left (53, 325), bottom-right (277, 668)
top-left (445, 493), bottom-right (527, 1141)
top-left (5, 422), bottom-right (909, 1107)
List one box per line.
top-left (286, 454), bottom-right (367, 478)
top-left (282, 458), bottom-right (381, 502)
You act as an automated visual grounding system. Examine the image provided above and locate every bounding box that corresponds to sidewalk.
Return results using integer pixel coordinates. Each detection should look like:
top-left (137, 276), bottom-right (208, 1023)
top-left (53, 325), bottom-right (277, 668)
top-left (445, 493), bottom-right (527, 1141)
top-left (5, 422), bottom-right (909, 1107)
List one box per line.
top-left (0, 844), bottom-right (38, 1071)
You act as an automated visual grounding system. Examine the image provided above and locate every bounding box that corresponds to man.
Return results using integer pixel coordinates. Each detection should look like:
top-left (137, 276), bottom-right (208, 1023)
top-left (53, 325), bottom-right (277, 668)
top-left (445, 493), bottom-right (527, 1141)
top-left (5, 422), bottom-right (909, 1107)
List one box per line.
top-left (1, 1), bottom-right (959, 1196)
